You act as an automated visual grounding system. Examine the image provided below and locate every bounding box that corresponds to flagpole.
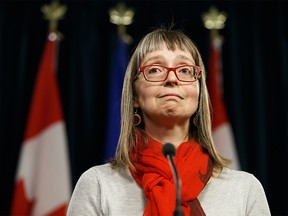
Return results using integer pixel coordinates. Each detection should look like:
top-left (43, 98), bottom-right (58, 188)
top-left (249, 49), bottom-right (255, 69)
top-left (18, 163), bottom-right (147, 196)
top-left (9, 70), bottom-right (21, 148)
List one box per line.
top-left (10, 0), bottom-right (72, 215)
top-left (202, 6), bottom-right (227, 41)
top-left (201, 7), bottom-right (241, 170)
top-left (41, 0), bottom-right (67, 38)
top-left (108, 2), bottom-right (134, 44)
top-left (102, 3), bottom-right (135, 162)
top-left (201, 6), bottom-right (227, 96)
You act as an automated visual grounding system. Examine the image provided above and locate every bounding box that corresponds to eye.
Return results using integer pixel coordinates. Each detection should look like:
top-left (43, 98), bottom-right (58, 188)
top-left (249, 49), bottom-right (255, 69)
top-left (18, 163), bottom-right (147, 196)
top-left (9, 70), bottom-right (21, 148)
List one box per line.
top-left (146, 66), bottom-right (163, 74)
top-left (178, 66), bottom-right (193, 74)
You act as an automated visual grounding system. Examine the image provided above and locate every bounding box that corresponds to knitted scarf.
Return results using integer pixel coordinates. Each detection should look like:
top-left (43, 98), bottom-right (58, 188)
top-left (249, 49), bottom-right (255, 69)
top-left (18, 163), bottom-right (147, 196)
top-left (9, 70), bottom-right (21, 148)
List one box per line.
top-left (129, 135), bottom-right (213, 216)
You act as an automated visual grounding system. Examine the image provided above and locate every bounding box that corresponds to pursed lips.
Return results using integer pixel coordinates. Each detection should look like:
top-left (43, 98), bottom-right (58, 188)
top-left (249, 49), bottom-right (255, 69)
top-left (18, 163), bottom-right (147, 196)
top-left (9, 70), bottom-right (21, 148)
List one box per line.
top-left (159, 93), bottom-right (184, 99)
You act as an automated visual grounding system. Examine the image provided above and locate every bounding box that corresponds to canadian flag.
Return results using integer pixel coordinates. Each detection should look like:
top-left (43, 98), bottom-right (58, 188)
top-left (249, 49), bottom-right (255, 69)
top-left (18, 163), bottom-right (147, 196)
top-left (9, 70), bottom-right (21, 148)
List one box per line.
top-left (10, 32), bottom-right (71, 215)
top-left (207, 34), bottom-right (240, 170)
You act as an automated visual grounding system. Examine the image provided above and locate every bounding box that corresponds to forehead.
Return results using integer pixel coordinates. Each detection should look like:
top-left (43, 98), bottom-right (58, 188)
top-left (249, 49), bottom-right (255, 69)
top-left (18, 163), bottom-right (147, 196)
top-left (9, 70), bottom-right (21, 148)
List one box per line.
top-left (144, 41), bottom-right (189, 54)
top-left (141, 44), bottom-right (194, 64)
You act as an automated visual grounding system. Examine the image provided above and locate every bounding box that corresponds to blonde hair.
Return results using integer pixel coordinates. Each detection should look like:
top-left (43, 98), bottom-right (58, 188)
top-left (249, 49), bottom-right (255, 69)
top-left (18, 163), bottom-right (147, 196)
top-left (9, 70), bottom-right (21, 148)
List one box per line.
top-left (111, 27), bottom-right (230, 169)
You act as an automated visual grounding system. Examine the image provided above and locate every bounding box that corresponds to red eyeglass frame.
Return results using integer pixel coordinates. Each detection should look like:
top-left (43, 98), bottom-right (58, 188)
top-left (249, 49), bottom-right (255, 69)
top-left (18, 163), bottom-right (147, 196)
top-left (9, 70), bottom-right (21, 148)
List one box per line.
top-left (138, 64), bottom-right (202, 82)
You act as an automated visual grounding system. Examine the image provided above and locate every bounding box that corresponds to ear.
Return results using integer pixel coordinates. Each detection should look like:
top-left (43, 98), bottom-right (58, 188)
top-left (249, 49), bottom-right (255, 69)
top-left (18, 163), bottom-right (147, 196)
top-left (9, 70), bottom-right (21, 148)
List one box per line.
top-left (133, 101), bottom-right (140, 108)
top-left (133, 96), bottom-right (140, 108)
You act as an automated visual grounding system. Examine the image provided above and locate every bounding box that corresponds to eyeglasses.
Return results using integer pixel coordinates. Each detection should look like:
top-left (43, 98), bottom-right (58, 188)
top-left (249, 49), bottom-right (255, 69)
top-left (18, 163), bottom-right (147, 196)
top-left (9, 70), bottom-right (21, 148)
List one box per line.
top-left (138, 64), bottom-right (202, 82)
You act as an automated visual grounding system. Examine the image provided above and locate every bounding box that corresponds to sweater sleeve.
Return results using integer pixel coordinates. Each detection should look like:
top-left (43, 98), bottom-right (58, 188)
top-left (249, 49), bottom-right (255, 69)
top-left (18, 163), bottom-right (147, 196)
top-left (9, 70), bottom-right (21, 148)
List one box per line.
top-left (246, 174), bottom-right (271, 216)
top-left (66, 168), bottom-right (102, 216)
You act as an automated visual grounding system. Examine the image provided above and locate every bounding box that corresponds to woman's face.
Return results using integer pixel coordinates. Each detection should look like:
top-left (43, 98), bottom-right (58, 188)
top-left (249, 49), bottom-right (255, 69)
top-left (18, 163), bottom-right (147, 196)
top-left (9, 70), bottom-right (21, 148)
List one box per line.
top-left (134, 44), bottom-right (200, 127)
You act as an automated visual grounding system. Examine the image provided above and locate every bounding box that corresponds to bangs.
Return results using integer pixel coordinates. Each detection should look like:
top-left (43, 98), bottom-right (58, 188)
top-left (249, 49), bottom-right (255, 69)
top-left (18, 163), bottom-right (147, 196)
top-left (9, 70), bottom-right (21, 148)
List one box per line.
top-left (136, 29), bottom-right (198, 65)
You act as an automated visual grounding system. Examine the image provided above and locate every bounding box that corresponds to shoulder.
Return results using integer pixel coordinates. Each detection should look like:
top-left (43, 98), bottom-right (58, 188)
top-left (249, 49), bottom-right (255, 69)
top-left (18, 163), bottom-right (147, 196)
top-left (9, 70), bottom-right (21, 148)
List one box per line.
top-left (199, 168), bottom-right (270, 215)
top-left (203, 167), bottom-right (268, 199)
top-left (80, 163), bottom-right (114, 178)
top-left (75, 163), bottom-right (137, 192)
top-left (70, 163), bottom-right (112, 197)
top-left (221, 167), bottom-right (255, 180)
top-left (222, 168), bottom-right (271, 214)
top-left (77, 163), bottom-right (132, 186)
top-left (216, 167), bottom-right (269, 204)
top-left (221, 167), bottom-right (263, 187)
top-left (215, 167), bottom-right (264, 190)
top-left (67, 163), bottom-right (136, 215)
top-left (67, 163), bottom-right (145, 216)
top-left (76, 163), bottom-right (111, 184)
top-left (67, 164), bottom-right (115, 215)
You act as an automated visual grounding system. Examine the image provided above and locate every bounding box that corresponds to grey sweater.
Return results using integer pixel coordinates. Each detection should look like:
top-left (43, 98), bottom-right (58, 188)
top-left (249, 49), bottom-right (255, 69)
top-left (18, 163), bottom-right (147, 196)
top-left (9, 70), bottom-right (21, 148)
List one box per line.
top-left (67, 163), bottom-right (271, 216)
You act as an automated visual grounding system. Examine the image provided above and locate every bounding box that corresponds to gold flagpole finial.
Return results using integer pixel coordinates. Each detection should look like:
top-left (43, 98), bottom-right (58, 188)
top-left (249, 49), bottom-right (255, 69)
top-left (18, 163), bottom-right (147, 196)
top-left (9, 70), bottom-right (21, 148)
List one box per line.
top-left (41, 0), bottom-right (67, 34)
top-left (201, 6), bottom-right (227, 38)
top-left (108, 2), bottom-right (135, 44)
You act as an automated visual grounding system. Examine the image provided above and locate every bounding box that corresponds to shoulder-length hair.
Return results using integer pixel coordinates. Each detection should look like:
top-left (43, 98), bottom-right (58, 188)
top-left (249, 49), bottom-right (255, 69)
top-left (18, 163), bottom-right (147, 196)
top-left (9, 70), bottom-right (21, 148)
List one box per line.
top-left (111, 27), bottom-right (230, 169)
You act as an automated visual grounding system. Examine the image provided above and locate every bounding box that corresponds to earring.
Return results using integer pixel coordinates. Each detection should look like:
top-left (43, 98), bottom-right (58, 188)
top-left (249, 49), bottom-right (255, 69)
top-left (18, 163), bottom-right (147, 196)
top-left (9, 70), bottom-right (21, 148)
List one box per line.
top-left (133, 108), bottom-right (142, 126)
top-left (193, 112), bottom-right (199, 127)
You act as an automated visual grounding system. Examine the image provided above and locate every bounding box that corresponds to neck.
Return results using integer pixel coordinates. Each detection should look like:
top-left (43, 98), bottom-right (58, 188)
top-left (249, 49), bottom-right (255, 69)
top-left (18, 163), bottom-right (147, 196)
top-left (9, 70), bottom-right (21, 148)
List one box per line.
top-left (144, 120), bottom-right (190, 147)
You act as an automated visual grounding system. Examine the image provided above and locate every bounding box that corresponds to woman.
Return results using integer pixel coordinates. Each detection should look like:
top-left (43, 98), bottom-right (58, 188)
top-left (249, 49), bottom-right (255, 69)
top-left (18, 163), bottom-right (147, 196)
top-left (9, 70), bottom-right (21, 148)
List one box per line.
top-left (67, 27), bottom-right (271, 216)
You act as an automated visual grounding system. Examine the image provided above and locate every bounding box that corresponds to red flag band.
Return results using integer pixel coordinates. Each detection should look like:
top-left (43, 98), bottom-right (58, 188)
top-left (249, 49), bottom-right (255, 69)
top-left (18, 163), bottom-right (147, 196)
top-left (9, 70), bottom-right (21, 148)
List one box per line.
top-left (10, 32), bottom-right (71, 216)
top-left (207, 35), bottom-right (240, 170)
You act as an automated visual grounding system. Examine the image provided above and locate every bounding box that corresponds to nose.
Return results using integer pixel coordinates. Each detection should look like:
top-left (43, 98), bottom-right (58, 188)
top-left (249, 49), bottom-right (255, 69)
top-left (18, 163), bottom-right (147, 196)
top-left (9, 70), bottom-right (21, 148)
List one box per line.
top-left (164, 70), bottom-right (179, 85)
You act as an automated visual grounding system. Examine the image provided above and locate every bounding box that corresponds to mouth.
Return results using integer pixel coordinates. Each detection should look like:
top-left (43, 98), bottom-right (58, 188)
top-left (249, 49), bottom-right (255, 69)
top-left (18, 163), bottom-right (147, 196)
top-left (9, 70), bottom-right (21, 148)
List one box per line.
top-left (159, 93), bottom-right (183, 99)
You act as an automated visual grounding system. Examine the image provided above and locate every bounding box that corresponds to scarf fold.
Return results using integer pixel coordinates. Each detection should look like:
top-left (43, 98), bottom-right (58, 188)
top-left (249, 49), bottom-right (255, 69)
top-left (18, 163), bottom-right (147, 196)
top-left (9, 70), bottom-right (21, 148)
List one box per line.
top-left (129, 135), bottom-right (213, 216)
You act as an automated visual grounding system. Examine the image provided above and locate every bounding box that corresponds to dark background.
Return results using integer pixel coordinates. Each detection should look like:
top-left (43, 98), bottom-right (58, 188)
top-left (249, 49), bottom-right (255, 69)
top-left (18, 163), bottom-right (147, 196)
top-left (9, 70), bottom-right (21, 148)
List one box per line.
top-left (1, 0), bottom-right (288, 215)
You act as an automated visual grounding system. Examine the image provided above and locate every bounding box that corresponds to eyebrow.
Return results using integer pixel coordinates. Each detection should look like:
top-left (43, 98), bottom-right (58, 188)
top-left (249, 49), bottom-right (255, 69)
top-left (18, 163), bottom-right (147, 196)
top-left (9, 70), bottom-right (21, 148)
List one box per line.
top-left (143, 54), bottom-right (194, 65)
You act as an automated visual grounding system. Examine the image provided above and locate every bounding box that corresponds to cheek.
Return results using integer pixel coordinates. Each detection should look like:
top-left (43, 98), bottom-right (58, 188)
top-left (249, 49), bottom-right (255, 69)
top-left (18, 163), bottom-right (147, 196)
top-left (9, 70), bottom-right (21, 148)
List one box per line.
top-left (137, 90), bottom-right (154, 108)
top-left (186, 85), bottom-right (200, 106)
top-left (134, 82), bottom-right (154, 107)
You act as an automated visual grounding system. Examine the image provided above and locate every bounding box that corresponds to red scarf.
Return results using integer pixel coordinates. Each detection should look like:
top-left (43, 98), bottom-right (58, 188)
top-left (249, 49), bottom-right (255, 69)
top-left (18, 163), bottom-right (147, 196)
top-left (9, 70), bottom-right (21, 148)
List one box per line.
top-left (129, 135), bottom-right (213, 216)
